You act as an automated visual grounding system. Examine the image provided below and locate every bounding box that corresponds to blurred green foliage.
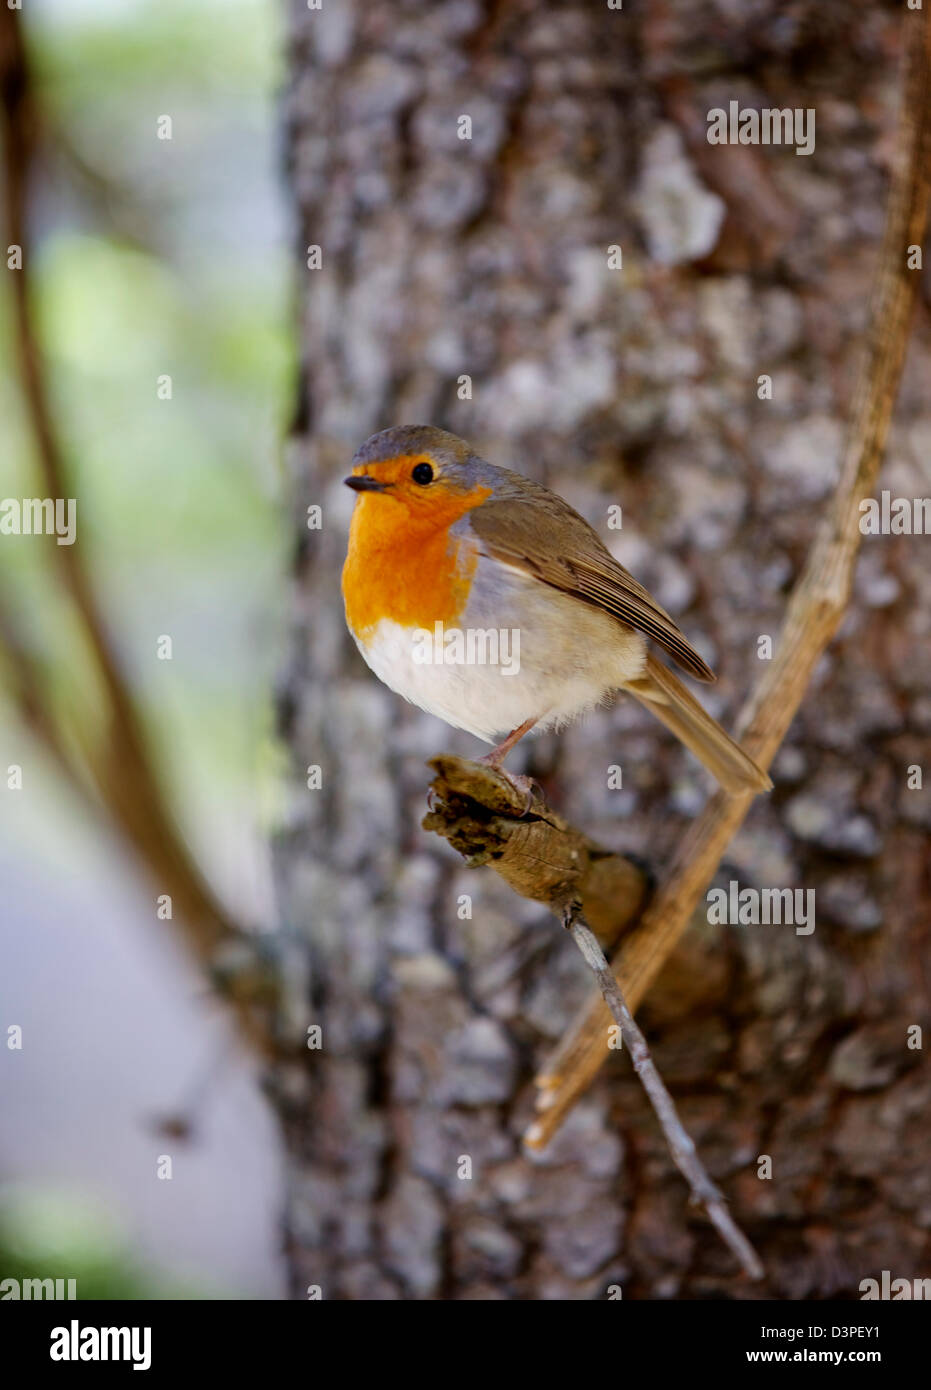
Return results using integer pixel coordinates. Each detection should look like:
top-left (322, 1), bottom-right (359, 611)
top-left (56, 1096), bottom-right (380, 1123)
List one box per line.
top-left (0, 1189), bottom-right (223, 1298)
top-left (1, 0), bottom-right (293, 874)
top-left (0, 0), bottom-right (292, 1296)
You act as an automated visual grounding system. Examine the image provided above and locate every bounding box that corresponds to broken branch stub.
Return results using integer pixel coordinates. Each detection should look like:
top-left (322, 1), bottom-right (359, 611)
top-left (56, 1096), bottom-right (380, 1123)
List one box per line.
top-left (423, 755), bottom-right (651, 950)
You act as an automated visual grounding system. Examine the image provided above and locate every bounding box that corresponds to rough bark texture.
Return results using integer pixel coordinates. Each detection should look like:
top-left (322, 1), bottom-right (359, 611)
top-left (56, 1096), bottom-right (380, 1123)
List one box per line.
top-left (275, 0), bottom-right (931, 1299)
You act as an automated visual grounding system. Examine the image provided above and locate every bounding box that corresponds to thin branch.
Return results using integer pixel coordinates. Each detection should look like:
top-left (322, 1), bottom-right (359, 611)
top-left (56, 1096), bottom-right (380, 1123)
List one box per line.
top-left (526, 2), bottom-right (931, 1150)
top-left (0, 589), bottom-right (94, 801)
top-left (424, 772), bottom-right (759, 1272)
top-left (553, 904), bottom-right (763, 1280)
top-left (421, 762), bottom-right (768, 1272)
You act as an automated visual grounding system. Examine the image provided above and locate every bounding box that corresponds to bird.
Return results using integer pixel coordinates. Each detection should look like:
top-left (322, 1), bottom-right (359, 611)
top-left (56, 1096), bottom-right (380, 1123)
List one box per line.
top-left (341, 425), bottom-right (771, 797)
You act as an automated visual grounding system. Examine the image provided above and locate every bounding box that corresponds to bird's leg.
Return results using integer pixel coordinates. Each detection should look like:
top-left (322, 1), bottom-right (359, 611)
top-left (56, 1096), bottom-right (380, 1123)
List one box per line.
top-left (479, 716), bottom-right (539, 769)
top-left (478, 716), bottom-right (540, 811)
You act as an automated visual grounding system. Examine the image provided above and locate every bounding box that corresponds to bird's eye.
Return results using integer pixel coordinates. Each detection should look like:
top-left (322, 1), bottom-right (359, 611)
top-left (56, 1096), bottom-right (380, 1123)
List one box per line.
top-left (411, 461), bottom-right (434, 485)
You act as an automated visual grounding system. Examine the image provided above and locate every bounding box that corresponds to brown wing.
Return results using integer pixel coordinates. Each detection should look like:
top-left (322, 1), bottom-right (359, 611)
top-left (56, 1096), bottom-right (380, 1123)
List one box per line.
top-left (468, 486), bottom-right (715, 682)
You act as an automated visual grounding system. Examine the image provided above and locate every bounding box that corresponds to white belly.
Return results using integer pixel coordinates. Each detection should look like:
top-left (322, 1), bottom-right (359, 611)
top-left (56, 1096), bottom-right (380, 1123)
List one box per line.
top-left (351, 560), bottom-right (646, 744)
top-left (353, 618), bottom-right (545, 742)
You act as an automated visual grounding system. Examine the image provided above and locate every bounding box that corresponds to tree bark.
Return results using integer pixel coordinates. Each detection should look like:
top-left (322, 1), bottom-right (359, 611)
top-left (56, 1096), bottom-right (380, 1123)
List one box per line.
top-left (274, 0), bottom-right (931, 1299)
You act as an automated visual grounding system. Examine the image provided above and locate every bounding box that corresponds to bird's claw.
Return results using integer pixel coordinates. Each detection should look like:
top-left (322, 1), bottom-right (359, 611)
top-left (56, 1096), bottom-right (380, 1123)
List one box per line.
top-left (493, 768), bottom-right (537, 816)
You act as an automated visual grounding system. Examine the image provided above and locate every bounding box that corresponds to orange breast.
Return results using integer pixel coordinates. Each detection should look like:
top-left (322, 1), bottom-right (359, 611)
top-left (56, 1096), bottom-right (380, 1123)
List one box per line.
top-left (342, 487), bottom-right (491, 639)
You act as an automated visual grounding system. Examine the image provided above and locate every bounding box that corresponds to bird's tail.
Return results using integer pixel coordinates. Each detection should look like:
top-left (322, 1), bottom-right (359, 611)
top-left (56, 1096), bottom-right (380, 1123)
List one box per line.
top-left (623, 654), bottom-right (772, 796)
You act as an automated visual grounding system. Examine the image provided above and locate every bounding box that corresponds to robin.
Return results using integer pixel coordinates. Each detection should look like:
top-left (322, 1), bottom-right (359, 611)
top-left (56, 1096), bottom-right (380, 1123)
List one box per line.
top-left (341, 425), bottom-right (771, 797)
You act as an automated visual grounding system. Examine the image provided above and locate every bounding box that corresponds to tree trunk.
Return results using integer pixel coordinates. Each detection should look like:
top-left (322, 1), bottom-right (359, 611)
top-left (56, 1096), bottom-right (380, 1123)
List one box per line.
top-left (273, 0), bottom-right (931, 1299)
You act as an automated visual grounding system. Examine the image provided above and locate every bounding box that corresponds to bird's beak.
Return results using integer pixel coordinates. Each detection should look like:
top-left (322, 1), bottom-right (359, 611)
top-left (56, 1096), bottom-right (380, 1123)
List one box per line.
top-left (345, 473), bottom-right (390, 493)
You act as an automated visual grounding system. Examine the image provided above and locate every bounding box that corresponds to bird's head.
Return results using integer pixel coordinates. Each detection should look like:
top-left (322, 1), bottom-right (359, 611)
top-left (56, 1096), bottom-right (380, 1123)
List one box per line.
top-left (345, 426), bottom-right (493, 518)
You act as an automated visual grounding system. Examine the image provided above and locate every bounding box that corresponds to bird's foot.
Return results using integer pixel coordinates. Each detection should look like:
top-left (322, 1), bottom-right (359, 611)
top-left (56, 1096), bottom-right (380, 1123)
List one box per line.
top-left (476, 755), bottom-right (537, 815)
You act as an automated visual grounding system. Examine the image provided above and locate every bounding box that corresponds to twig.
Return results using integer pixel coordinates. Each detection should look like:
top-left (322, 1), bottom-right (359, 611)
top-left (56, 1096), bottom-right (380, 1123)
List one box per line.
top-left (554, 904), bottom-right (763, 1281)
top-left (526, 2), bottom-right (931, 1149)
top-left (0, 590), bottom-right (93, 801)
top-left (424, 761), bottom-right (762, 1274)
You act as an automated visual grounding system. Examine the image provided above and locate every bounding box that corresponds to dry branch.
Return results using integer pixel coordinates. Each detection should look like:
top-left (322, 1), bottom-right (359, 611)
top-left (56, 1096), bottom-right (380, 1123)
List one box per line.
top-left (423, 755), bottom-right (650, 950)
top-left (424, 760), bottom-right (763, 1276)
top-left (562, 908), bottom-right (763, 1280)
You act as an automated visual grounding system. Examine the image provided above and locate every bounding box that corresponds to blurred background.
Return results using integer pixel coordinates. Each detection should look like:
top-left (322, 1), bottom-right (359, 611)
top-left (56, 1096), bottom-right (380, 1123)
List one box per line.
top-left (0, 0), bottom-right (289, 1296)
